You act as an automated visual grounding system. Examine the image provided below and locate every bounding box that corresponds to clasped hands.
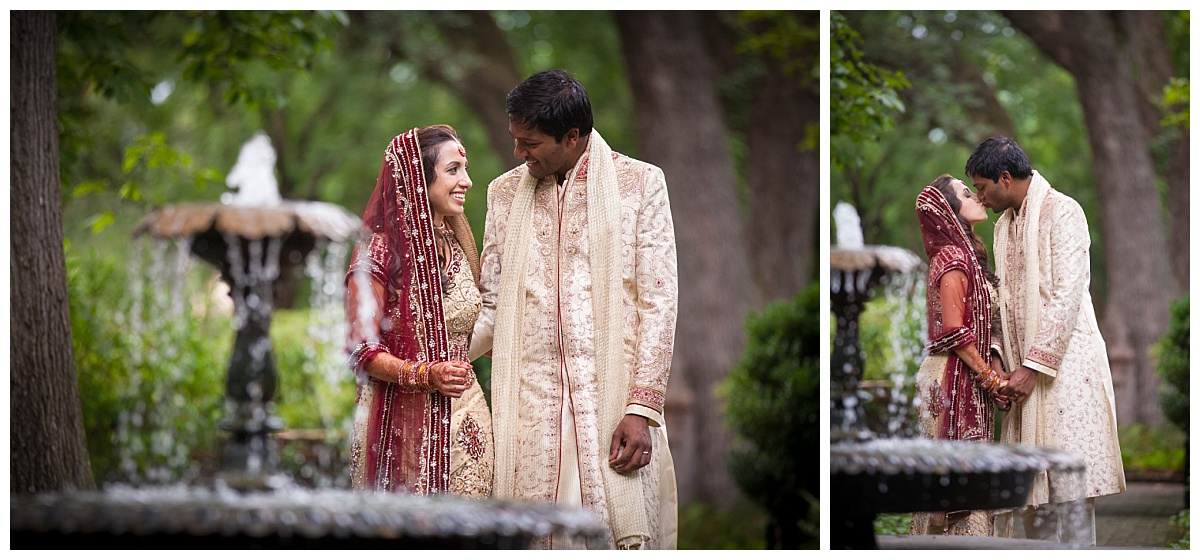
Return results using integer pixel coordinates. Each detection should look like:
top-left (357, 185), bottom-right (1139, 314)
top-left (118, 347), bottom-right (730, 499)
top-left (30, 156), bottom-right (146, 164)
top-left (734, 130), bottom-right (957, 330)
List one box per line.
top-left (985, 364), bottom-right (1041, 411)
top-left (995, 365), bottom-right (1038, 407)
top-left (428, 360), bottom-right (475, 398)
top-left (367, 355), bottom-right (475, 398)
top-left (983, 361), bottom-right (1014, 411)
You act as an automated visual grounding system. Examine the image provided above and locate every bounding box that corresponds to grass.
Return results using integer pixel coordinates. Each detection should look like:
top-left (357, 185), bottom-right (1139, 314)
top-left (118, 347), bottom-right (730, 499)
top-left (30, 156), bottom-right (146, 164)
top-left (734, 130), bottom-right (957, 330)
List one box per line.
top-left (1119, 422), bottom-right (1187, 479)
top-left (678, 498), bottom-right (772, 549)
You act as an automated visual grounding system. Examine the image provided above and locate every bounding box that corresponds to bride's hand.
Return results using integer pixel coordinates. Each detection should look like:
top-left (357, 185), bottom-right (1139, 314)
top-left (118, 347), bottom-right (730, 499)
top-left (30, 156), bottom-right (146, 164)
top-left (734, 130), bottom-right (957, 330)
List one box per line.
top-left (428, 360), bottom-right (474, 398)
top-left (993, 380), bottom-right (1013, 411)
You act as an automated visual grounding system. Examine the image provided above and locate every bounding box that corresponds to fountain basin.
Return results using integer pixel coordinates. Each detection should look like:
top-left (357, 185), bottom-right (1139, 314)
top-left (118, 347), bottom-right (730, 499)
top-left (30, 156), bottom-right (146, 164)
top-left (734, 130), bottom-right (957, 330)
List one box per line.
top-left (831, 438), bottom-right (1085, 548)
top-left (132, 201), bottom-right (360, 276)
top-left (10, 485), bottom-right (608, 549)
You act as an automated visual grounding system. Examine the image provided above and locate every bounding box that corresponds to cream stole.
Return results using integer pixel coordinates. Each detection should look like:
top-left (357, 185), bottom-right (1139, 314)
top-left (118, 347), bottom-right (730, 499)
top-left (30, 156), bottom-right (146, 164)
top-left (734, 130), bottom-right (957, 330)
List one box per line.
top-left (995, 170), bottom-right (1053, 506)
top-left (491, 130), bottom-right (651, 547)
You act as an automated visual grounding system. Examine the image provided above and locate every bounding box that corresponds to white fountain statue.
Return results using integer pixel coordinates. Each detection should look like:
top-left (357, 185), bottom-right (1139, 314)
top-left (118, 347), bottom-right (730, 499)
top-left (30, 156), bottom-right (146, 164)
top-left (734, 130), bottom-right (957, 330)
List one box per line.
top-left (222, 132), bottom-right (283, 207)
top-left (833, 201), bottom-right (864, 249)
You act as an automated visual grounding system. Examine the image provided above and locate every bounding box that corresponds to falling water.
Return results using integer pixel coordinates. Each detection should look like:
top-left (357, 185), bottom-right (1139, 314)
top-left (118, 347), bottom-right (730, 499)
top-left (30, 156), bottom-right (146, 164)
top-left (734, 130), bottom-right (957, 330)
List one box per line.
top-left (113, 233), bottom-right (356, 488)
top-left (108, 131), bottom-right (359, 488)
top-left (290, 238), bottom-right (355, 488)
top-left (876, 271), bottom-right (927, 437)
top-left (115, 235), bottom-right (208, 486)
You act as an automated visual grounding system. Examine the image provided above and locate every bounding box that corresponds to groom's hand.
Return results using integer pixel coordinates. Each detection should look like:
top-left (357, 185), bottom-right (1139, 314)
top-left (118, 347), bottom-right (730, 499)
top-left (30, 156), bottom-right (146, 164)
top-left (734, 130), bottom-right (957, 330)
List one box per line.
top-left (999, 365), bottom-right (1038, 404)
top-left (608, 414), bottom-right (652, 474)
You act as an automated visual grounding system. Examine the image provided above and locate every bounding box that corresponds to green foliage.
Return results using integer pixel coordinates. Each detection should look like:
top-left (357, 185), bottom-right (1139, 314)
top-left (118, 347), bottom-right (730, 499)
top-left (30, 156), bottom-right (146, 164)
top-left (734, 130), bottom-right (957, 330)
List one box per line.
top-left (271, 309), bottom-right (357, 434)
top-left (677, 499), bottom-right (777, 549)
top-left (1118, 423), bottom-right (1187, 474)
top-left (830, 11), bottom-right (911, 170)
top-left (1154, 294), bottom-right (1189, 434)
top-left (177, 11), bottom-right (344, 109)
top-left (68, 247), bottom-right (227, 485)
top-left (720, 283), bottom-right (820, 546)
top-left (1160, 77), bottom-right (1190, 130)
top-left (57, 11), bottom-right (342, 230)
top-left (1168, 509), bottom-right (1190, 549)
top-left (847, 275), bottom-right (926, 436)
top-left (737, 11), bottom-right (820, 79)
top-left (874, 513), bottom-right (912, 536)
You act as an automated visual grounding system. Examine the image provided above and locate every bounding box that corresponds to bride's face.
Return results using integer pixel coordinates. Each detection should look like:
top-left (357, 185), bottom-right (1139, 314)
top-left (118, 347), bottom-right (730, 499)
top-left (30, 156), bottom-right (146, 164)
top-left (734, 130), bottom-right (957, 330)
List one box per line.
top-left (426, 141), bottom-right (472, 220)
top-left (954, 180), bottom-right (989, 225)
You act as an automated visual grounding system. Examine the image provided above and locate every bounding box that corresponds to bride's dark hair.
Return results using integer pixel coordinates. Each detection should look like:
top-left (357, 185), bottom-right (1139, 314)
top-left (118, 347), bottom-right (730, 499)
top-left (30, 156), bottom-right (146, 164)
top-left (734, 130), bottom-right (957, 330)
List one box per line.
top-left (417, 124), bottom-right (461, 186)
top-left (930, 174), bottom-right (998, 286)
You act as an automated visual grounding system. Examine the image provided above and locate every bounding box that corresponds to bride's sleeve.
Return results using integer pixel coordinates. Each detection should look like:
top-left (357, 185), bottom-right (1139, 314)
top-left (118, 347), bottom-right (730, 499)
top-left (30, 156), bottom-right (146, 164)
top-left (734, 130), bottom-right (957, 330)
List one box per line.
top-left (927, 262), bottom-right (989, 376)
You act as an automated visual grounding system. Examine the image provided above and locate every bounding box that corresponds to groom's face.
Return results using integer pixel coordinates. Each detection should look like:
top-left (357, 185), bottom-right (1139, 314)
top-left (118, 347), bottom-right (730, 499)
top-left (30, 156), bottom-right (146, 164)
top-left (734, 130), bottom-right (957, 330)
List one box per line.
top-left (971, 171), bottom-right (1013, 213)
top-left (508, 121), bottom-right (579, 180)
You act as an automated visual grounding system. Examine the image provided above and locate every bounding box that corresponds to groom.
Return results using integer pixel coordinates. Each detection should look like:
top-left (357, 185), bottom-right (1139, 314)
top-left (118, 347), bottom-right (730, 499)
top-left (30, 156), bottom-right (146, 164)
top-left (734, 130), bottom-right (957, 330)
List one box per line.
top-left (967, 137), bottom-right (1125, 546)
top-left (470, 69), bottom-right (679, 549)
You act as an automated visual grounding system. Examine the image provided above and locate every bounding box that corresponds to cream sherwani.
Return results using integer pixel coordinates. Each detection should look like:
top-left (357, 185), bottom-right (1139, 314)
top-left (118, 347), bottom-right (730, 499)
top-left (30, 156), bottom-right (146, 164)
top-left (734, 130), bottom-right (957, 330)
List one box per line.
top-left (994, 171), bottom-right (1126, 512)
top-left (470, 131), bottom-right (679, 549)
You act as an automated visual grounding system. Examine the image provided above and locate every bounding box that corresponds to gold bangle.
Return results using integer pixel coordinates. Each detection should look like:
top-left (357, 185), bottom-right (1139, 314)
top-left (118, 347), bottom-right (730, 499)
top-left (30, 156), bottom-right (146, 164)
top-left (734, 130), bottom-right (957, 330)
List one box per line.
top-left (418, 362), bottom-right (430, 392)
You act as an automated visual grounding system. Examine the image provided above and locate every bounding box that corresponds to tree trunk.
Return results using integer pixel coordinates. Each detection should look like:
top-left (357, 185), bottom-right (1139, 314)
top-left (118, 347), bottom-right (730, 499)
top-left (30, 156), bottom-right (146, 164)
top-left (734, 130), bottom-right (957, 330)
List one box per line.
top-left (1121, 11), bottom-right (1189, 290)
top-left (1164, 134), bottom-right (1189, 288)
top-left (1005, 11), bottom-right (1173, 426)
top-left (10, 11), bottom-right (96, 493)
top-left (743, 43), bottom-right (820, 301)
top-left (616, 11), bottom-right (753, 506)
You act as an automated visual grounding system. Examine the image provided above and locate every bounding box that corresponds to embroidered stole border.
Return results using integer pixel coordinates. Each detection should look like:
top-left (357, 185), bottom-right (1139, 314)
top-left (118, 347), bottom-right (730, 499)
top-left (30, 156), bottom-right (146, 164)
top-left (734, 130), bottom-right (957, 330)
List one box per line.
top-left (995, 170), bottom-right (1054, 505)
top-left (360, 129), bottom-right (453, 495)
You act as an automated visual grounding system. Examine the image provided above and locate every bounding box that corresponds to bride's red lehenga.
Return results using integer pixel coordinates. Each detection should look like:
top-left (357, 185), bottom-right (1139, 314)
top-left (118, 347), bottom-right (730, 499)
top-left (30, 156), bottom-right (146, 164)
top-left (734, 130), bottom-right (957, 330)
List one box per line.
top-left (910, 185), bottom-right (1001, 536)
top-left (343, 129), bottom-right (493, 497)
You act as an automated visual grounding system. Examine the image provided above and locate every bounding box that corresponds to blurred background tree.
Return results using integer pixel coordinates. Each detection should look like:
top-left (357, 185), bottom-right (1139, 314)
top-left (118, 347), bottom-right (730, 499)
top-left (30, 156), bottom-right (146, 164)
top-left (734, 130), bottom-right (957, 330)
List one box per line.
top-left (830, 10), bottom-right (1189, 431)
top-left (13, 9), bottom-right (820, 548)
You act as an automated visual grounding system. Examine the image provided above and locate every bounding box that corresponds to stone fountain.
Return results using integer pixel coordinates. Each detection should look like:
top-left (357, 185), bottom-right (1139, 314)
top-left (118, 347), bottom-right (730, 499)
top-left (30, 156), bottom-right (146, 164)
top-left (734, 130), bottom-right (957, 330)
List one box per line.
top-left (10, 133), bottom-right (606, 548)
top-left (828, 202), bottom-right (1084, 549)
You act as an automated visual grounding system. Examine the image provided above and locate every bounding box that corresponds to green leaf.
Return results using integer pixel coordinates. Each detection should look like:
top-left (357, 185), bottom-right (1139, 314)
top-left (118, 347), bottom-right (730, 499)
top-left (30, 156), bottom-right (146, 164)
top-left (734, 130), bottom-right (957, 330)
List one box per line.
top-left (118, 182), bottom-right (142, 201)
top-left (87, 212), bottom-right (115, 234)
top-left (72, 180), bottom-right (108, 198)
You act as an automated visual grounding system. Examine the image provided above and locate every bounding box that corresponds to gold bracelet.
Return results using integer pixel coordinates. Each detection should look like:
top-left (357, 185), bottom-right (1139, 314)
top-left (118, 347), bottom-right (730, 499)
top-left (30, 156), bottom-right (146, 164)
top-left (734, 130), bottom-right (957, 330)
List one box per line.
top-left (402, 360), bottom-right (415, 386)
top-left (417, 362), bottom-right (430, 392)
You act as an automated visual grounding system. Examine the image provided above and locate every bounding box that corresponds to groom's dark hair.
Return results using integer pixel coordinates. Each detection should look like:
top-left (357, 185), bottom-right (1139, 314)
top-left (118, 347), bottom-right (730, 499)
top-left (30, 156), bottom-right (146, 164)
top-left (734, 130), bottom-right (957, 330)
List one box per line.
top-left (506, 69), bottom-right (593, 143)
top-left (965, 137), bottom-right (1033, 181)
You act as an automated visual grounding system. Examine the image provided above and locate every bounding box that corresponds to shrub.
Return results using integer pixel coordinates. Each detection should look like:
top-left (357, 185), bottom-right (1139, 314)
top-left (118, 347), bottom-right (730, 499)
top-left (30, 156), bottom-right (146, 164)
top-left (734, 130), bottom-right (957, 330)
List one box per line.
top-left (1118, 423), bottom-right (1187, 476)
top-left (1168, 509), bottom-right (1190, 549)
top-left (1154, 294), bottom-right (1189, 434)
top-left (721, 282), bottom-right (820, 548)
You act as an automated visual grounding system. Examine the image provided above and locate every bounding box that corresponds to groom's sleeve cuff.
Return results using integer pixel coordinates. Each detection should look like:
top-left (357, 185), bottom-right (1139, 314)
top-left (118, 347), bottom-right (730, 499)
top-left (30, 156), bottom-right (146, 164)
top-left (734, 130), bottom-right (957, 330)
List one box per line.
top-left (1023, 346), bottom-right (1060, 378)
top-left (625, 404), bottom-right (663, 428)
